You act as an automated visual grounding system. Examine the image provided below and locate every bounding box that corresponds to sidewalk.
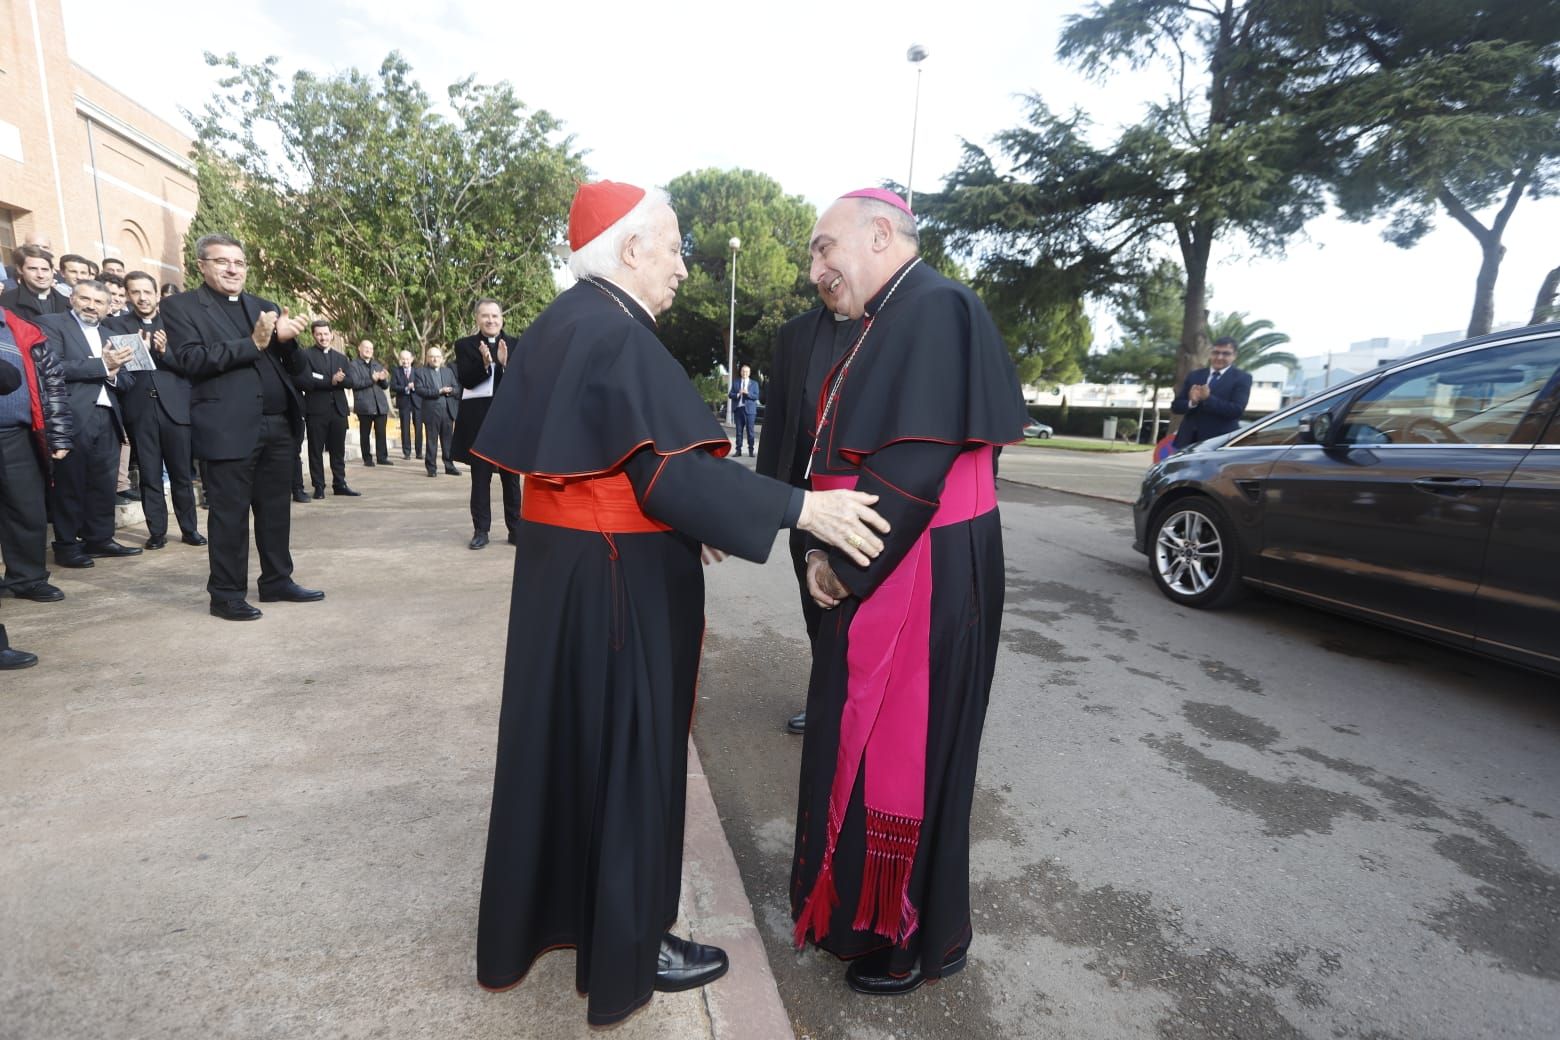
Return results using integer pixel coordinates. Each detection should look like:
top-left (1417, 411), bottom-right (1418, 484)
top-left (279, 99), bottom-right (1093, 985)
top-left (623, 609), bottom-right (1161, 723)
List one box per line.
top-left (0, 460), bottom-right (790, 1039)
top-left (995, 442), bottom-right (1152, 504)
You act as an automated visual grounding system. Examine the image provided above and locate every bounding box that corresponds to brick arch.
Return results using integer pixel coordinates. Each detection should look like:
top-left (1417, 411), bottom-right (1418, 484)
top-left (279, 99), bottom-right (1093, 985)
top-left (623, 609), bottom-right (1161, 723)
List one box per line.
top-left (117, 220), bottom-right (149, 265)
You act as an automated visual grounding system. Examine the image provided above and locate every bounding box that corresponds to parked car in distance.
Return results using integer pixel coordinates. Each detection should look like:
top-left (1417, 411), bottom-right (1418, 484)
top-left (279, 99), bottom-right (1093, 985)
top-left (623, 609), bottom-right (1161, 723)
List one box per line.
top-left (1132, 323), bottom-right (1560, 678)
top-left (1024, 421), bottom-right (1053, 439)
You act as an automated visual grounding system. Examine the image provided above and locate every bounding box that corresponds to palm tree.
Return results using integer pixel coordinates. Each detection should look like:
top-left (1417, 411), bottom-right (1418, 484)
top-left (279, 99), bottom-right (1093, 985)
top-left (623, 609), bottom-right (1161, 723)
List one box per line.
top-left (1208, 312), bottom-right (1300, 374)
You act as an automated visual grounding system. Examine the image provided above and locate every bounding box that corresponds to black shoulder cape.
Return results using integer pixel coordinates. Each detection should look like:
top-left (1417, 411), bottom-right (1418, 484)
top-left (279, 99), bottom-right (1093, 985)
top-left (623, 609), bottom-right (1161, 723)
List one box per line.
top-left (472, 281), bottom-right (729, 480)
top-left (815, 261), bottom-right (1027, 469)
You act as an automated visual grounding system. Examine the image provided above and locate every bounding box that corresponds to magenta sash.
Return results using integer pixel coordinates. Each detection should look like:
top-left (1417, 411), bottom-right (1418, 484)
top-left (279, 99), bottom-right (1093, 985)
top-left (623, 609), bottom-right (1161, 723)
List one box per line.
top-left (794, 446), bottom-right (997, 947)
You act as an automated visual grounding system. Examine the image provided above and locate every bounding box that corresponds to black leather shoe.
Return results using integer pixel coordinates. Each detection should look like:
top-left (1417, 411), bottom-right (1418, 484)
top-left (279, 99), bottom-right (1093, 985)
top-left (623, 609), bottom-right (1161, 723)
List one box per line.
top-left (787, 710), bottom-right (807, 735)
top-left (378, 458), bottom-right (393, 466)
top-left (182, 531), bottom-right (208, 547)
top-left (362, 459), bottom-right (375, 467)
top-left (12, 582), bottom-right (64, 603)
top-left (845, 947), bottom-right (967, 996)
top-left (653, 933), bottom-right (728, 993)
top-left (445, 466), bottom-right (461, 475)
top-left (145, 535), bottom-right (168, 550)
top-left (210, 599), bottom-right (262, 621)
top-left (293, 489), bottom-right (312, 504)
top-left (54, 551), bottom-right (93, 569)
top-left (312, 488), bottom-right (325, 500)
top-left (0, 645), bottom-right (39, 669)
top-left (332, 485), bottom-right (361, 497)
top-left (426, 469), bottom-right (438, 477)
top-left (469, 531), bottom-right (489, 550)
top-left (507, 531), bottom-right (519, 547)
top-left (258, 583), bottom-right (325, 603)
top-left (85, 540), bottom-right (142, 558)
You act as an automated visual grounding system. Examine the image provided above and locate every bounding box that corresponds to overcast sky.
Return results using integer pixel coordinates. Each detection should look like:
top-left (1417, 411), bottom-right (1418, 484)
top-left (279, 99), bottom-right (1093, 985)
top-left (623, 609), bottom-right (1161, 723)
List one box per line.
top-left (62, 0), bottom-right (1559, 361)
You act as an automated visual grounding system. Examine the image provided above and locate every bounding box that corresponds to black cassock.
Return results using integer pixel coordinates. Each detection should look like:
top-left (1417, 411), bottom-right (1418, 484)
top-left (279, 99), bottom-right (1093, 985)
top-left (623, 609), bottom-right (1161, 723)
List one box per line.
top-left (789, 259), bottom-right (1027, 978)
top-left (472, 279), bottom-right (795, 1025)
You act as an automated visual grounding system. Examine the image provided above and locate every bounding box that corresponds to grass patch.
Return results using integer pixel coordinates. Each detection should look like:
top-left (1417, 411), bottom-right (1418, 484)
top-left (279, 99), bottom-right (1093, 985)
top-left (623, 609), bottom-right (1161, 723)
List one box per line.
top-left (1022, 436), bottom-right (1151, 453)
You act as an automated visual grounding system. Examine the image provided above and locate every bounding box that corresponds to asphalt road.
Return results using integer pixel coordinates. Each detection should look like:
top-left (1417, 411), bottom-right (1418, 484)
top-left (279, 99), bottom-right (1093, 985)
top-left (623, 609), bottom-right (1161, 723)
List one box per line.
top-left (696, 480), bottom-right (1560, 1040)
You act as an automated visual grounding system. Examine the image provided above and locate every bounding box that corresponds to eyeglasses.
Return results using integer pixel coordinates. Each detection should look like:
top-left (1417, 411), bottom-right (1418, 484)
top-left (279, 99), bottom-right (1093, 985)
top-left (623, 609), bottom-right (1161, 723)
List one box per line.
top-left (200, 257), bottom-right (249, 270)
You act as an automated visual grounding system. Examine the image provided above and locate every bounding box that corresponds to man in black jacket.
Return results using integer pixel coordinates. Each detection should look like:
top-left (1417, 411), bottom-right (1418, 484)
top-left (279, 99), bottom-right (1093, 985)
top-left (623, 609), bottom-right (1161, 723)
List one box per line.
top-left (0, 245), bottom-right (70, 321)
top-left (107, 272), bottom-right (204, 550)
top-left (162, 233), bottom-right (324, 621)
top-left (294, 320), bottom-right (358, 498)
top-left (1170, 336), bottom-right (1253, 448)
top-left (0, 305), bottom-right (73, 612)
top-left (346, 338), bottom-right (392, 466)
top-left (389, 349), bottom-right (420, 460)
top-left (451, 299), bottom-right (520, 549)
top-left (0, 354), bottom-right (38, 668)
top-left (415, 346), bottom-right (459, 477)
top-left (37, 281), bottom-right (141, 567)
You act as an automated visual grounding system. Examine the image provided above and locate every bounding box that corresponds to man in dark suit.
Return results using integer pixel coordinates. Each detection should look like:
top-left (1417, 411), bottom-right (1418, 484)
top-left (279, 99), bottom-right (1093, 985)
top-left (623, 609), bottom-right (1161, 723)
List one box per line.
top-left (294, 320), bottom-right (358, 498)
top-left (755, 294), bottom-right (861, 734)
top-left (107, 272), bottom-right (204, 550)
top-left (452, 299), bottom-right (520, 549)
top-left (1170, 336), bottom-right (1252, 449)
top-left (37, 281), bottom-right (141, 567)
top-left (727, 364), bottom-right (760, 457)
top-left (162, 232), bottom-right (324, 621)
top-left (0, 245), bottom-right (71, 322)
top-left (415, 346), bottom-right (460, 477)
top-left (389, 348), bottom-right (421, 460)
top-left (346, 338), bottom-right (393, 467)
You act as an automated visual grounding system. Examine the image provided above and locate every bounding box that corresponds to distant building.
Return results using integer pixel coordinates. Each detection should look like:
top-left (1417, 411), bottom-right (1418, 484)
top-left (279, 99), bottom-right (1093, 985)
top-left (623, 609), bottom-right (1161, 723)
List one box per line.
top-left (1283, 322), bottom-right (1524, 403)
top-left (0, 0), bottom-right (194, 280)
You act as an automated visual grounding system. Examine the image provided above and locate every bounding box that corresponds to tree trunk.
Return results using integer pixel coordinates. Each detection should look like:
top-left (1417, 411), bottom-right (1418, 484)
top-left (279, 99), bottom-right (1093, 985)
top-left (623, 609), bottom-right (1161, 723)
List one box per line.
top-left (1467, 238), bottom-right (1506, 338)
top-left (1531, 265), bottom-right (1560, 326)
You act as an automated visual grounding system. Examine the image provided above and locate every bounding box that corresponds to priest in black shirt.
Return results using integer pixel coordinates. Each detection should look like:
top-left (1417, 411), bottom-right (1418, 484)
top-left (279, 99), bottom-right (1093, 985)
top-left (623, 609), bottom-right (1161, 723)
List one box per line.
top-left (0, 245), bottom-right (70, 321)
top-left (162, 234), bottom-right (324, 621)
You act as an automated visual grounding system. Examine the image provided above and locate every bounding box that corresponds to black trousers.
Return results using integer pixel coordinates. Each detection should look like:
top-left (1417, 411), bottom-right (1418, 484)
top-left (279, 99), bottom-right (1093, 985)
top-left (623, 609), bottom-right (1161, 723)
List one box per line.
top-left (305, 411), bottom-right (348, 491)
top-left (128, 408), bottom-right (198, 539)
top-left (204, 413), bottom-right (295, 602)
top-left (358, 412), bottom-right (389, 463)
top-left (397, 401), bottom-right (421, 456)
top-left (0, 426), bottom-right (50, 589)
top-left (50, 405), bottom-right (118, 549)
top-left (469, 458), bottom-right (521, 534)
top-left (423, 414), bottom-right (454, 472)
top-left (788, 526), bottom-right (822, 643)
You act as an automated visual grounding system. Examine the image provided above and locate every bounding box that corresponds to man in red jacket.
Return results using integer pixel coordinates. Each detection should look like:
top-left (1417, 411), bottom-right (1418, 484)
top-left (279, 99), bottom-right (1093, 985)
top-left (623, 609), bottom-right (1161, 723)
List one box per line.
top-left (0, 306), bottom-right (74, 667)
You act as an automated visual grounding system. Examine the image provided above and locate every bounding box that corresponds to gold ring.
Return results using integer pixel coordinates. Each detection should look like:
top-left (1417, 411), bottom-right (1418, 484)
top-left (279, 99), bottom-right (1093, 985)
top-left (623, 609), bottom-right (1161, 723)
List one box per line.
top-left (848, 534), bottom-right (863, 548)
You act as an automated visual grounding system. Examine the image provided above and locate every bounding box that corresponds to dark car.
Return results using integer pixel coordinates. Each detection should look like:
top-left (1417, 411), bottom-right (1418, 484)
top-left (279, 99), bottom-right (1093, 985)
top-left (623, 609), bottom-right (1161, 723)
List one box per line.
top-left (1132, 323), bottom-right (1560, 677)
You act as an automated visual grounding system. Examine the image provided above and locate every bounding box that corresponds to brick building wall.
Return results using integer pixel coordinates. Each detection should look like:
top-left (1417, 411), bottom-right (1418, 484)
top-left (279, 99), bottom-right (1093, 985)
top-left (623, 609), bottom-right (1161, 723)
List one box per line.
top-left (0, 0), bottom-right (195, 284)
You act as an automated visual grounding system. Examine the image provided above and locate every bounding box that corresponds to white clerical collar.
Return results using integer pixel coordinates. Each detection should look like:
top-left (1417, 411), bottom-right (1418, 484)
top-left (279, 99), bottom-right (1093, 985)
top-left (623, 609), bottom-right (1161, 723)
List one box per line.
top-left (227, 294), bottom-right (240, 302)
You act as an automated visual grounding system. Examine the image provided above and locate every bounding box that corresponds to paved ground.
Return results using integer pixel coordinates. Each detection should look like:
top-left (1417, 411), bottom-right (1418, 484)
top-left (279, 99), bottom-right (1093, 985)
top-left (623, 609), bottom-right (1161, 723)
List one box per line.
top-left (0, 459), bottom-right (786, 1040)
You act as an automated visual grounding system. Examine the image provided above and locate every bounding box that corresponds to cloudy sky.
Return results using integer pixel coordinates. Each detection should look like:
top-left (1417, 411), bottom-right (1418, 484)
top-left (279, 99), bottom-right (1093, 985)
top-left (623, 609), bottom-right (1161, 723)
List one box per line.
top-left (62, 0), bottom-right (1559, 361)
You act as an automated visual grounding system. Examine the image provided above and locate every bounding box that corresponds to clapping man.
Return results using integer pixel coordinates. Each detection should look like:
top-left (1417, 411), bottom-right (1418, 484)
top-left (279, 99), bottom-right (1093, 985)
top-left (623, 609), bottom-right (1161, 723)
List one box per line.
top-left (452, 300), bottom-right (521, 549)
top-left (347, 339), bottom-right (393, 467)
top-left (294, 320), bottom-right (358, 498)
top-left (415, 346), bottom-right (459, 477)
top-left (390, 349), bottom-right (421, 460)
top-left (727, 364), bottom-right (759, 457)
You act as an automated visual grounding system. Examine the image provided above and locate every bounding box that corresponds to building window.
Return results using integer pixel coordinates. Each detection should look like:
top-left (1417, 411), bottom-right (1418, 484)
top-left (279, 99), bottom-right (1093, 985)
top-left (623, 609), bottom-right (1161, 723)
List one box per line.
top-left (0, 208), bottom-right (16, 269)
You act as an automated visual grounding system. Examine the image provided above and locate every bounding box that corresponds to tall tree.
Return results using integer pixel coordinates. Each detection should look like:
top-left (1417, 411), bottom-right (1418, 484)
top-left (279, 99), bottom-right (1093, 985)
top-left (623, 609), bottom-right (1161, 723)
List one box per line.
top-left (185, 52), bottom-right (586, 356)
top-left (1087, 260), bottom-right (1182, 439)
top-left (1284, 2), bottom-right (1560, 337)
top-left (925, 0), bottom-right (1329, 390)
top-left (658, 169), bottom-right (818, 378)
top-left (1208, 311), bottom-right (1299, 374)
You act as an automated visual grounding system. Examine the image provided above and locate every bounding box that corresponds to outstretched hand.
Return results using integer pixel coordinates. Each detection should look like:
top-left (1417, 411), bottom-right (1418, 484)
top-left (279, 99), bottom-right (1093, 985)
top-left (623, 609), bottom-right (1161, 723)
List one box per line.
top-left (797, 489), bottom-right (889, 567)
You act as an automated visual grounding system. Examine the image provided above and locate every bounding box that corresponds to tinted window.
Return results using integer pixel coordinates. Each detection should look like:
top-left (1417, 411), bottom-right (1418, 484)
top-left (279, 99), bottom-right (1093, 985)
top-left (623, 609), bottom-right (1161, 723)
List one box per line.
top-left (1336, 338), bottom-right (1560, 447)
top-left (1235, 409), bottom-right (1306, 446)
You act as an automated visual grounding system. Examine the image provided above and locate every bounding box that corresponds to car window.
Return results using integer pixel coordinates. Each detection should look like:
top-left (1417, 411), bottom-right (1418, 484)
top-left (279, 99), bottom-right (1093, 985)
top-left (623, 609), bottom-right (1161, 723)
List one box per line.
top-left (1233, 409), bottom-right (1307, 446)
top-left (1336, 338), bottom-right (1560, 447)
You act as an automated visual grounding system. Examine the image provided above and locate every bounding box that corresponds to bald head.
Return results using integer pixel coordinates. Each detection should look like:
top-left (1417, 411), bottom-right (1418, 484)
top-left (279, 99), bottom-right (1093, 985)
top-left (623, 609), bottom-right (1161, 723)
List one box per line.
top-left (806, 196), bottom-right (920, 319)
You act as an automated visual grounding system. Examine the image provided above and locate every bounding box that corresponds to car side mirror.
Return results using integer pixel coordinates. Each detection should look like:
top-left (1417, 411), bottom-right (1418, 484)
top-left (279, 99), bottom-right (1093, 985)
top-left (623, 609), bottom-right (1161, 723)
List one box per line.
top-left (1299, 412), bottom-right (1333, 445)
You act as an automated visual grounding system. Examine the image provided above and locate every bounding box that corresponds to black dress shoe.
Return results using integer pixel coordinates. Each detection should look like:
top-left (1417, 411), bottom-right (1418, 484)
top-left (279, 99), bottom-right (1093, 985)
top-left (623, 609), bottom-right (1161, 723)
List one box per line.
top-left (12, 582), bottom-right (64, 603)
top-left (145, 534), bottom-right (167, 550)
top-left (293, 489), bottom-right (312, 503)
top-left (332, 485), bottom-right (361, 497)
top-left (469, 531), bottom-right (489, 550)
top-left (845, 947), bottom-right (967, 996)
top-left (787, 710), bottom-right (807, 735)
top-left (0, 645), bottom-right (39, 669)
top-left (85, 540), bottom-right (142, 558)
top-left (210, 599), bottom-right (263, 621)
top-left (426, 469), bottom-right (438, 477)
top-left (54, 551), bottom-right (94, 569)
top-left (362, 459), bottom-right (375, 467)
top-left (258, 583), bottom-right (325, 603)
top-left (507, 530), bottom-right (519, 547)
top-left (182, 531), bottom-right (208, 547)
top-left (378, 458), bottom-right (393, 466)
top-left (312, 488), bottom-right (325, 500)
top-left (445, 466), bottom-right (461, 475)
top-left (653, 933), bottom-right (728, 993)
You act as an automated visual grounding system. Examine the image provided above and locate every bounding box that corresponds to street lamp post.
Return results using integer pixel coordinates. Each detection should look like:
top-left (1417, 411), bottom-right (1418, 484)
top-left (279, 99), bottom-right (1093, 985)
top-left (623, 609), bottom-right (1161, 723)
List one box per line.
top-left (726, 236), bottom-right (741, 420)
top-left (906, 44), bottom-right (928, 209)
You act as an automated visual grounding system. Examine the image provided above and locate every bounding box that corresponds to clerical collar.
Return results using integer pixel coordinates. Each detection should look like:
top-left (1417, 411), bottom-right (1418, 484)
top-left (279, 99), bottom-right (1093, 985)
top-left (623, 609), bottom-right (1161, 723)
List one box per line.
top-left (863, 257), bottom-right (921, 319)
top-left (588, 277), bottom-right (654, 325)
top-left (227, 295), bottom-right (240, 302)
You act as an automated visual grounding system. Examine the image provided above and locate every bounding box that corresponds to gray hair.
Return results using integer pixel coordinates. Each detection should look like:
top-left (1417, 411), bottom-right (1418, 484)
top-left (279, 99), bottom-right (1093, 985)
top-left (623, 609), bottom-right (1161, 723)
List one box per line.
top-left (853, 197), bottom-right (919, 248)
top-left (72, 279), bottom-right (110, 299)
top-left (568, 186), bottom-right (673, 281)
top-left (195, 233), bottom-right (244, 259)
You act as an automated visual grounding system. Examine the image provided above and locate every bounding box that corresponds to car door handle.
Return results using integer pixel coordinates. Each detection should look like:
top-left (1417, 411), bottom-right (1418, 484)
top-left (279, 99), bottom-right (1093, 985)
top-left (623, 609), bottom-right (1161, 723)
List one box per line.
top-left (1412, 476), bottom-right (1483, 496)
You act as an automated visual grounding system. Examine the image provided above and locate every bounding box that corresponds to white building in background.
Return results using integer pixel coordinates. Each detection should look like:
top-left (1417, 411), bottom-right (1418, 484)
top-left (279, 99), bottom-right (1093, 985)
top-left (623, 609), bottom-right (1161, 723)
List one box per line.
top-left (1282, 323), bottom-right (1524, 402)
top-left (1021, 364), bottom-right (1289, 439)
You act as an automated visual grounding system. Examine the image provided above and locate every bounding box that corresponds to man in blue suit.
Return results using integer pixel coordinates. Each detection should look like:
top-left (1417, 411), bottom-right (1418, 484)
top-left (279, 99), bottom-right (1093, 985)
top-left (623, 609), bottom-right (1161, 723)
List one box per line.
top-left (728, 364), bottom-right (760, 456)
top-left (1170, 336), bottom-right (1251, 449)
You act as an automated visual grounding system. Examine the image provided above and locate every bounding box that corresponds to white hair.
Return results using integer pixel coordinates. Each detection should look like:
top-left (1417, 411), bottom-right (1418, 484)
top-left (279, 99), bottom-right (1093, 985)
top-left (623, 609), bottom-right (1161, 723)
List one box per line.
top-left (853, 197), bottom-right (919, 247)
top-left (568, 186), bottom-right (673, 281)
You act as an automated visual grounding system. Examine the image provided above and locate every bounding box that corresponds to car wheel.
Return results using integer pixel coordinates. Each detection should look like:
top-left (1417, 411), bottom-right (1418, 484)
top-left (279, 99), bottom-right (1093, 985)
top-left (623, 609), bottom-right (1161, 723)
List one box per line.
top-left (1039, 430), bottom-right (1051, 439)
top-left (1148, 499), bottom-right (1244, 608)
